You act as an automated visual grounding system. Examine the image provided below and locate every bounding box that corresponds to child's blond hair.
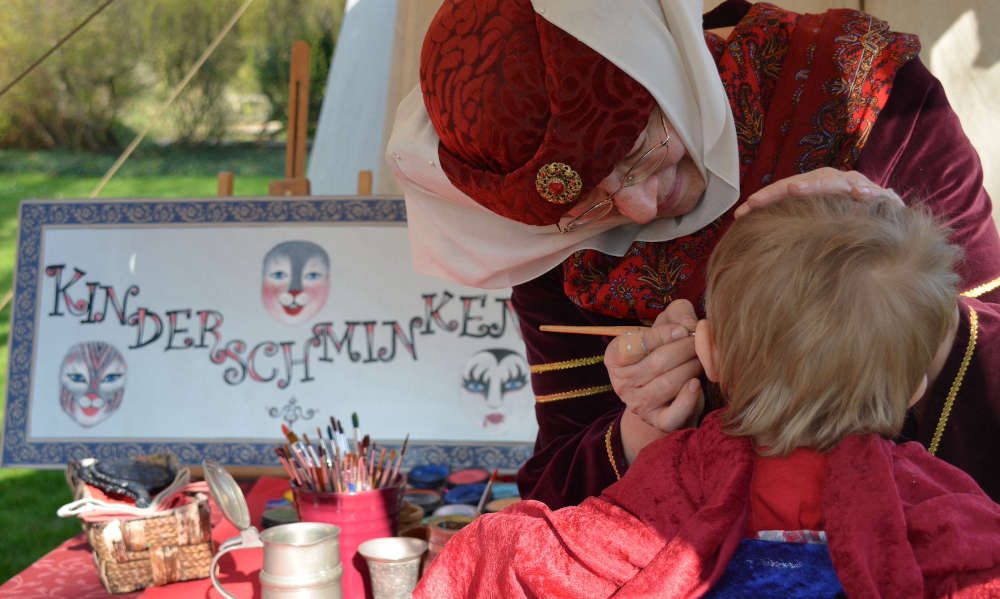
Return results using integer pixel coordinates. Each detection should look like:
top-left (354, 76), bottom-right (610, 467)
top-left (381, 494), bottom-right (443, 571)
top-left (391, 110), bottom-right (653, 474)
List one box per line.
top-left (706, 195), bottom-right (959, 455)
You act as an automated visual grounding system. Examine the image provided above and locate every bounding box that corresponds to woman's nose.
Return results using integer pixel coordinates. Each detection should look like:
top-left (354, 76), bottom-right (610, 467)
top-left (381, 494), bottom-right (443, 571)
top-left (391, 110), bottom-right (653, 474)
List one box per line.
top-left (612, 175), bottom-right (661, 224)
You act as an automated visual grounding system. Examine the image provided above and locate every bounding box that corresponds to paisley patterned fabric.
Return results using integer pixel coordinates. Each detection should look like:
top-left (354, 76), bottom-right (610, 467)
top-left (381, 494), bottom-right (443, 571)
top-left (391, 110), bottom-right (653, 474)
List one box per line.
top-left (420, 0), bottom-right (655, 225)
top-left (563, 3), bottom-right (921, 320)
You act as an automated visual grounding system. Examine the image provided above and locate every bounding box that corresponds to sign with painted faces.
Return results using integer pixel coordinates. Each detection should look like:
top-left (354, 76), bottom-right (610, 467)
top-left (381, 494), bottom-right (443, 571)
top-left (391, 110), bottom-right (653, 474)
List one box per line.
top-left (3, 198), bottom-right (534, 469)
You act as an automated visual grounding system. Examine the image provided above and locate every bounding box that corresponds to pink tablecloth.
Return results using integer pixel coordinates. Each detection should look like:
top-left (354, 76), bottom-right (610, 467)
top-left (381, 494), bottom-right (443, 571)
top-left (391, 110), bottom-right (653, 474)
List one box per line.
top-left (0, 477), bottom-right (290, 599)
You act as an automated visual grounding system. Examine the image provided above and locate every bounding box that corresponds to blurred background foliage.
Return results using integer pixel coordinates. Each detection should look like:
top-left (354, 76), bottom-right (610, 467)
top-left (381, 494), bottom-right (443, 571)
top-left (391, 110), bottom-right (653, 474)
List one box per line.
top-left (0, 0), bottom-right (346, 580)
top-left (0, 0), bottom-right (345, 150)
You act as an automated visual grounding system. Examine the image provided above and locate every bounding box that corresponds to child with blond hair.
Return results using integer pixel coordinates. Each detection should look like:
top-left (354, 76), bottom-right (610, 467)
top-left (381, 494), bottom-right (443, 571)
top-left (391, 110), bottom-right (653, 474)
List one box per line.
top-left (414, 195), bottom-right (1000, 598)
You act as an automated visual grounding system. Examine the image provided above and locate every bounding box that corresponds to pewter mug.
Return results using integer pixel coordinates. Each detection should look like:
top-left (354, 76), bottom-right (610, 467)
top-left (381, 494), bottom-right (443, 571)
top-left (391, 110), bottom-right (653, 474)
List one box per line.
top-left (211, 522), bottom-right (343, 599)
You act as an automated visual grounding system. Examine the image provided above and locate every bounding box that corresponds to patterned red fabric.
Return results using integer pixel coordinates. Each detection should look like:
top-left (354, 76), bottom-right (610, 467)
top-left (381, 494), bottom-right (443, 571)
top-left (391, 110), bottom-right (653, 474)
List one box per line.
top-left (420, 0), bottom-right (655, 225)
top-left (414, 412), bottom-right (1000, 598)
top-left (562, 3), bottom-right (921, 320)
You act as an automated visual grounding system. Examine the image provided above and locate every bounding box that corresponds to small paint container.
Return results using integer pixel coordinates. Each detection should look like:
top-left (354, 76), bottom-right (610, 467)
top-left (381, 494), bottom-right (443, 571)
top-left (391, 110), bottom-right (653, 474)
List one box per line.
top-left (403, 488), bottom-right (442, 517)
top-left (407, 464), bottom-right (449, 489)
top-left (426, 515), bottom-right (476, 571)
top-left (490, 483), bottom-right (519, 500)
top-left (445, 468), bottom-right (489, 488)
top-left (443, 483), bottom-right (487, 506)
top-left (484, 497), bottom-right (521, 513)
top-left (261, 506), bottom-right (299, 529)
top-left (398, 501), bottom-right (425, 532)
top-left (431, 503), bottom-right (480, 518)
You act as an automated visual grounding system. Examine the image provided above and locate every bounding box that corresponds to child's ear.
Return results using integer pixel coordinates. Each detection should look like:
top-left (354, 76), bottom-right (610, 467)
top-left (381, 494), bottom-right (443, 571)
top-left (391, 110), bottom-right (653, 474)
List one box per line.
top-left (908, 374), bottom-right (928, 407)
top-left (694, 319), bottom-right (719, 382)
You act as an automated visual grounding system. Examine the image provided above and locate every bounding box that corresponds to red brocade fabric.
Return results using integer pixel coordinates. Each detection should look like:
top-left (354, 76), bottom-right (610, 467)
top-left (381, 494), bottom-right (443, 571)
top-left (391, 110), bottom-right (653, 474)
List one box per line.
top-left (414, 413), bottom-right (1000, 599)
top-left (563, 3), bottom-right (920, 321)
top-left (421, 0), bottom-right (655, 225)
top-left (515, 2), bottom-right (1000, 511)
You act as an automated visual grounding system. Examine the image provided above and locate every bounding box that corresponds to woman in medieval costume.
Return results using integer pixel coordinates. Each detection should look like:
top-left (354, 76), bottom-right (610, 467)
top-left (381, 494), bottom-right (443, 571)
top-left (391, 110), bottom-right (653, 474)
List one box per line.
top-left (387, 0), bottom-right (1000, 507)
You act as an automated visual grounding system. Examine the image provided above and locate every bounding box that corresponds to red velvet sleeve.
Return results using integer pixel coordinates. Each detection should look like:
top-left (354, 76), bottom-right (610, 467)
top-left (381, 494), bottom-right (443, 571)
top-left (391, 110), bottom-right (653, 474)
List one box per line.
top-left (856, 58), bottom-right (1000, 501)
top-left (511, 267), bottom-right (632, 508)
top-left (855, 57), bottom-right (1000, 299)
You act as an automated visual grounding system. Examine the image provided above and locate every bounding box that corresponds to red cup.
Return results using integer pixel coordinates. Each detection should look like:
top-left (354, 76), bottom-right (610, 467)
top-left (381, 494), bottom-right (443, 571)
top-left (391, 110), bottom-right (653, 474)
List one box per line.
top-left (294, 484), bottom-right (403, 599)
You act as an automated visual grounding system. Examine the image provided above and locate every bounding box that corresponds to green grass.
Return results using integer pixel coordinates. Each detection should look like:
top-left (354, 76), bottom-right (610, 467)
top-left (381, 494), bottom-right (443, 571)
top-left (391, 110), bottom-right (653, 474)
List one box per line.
top-left (0, 144), bottom-right (284, 582)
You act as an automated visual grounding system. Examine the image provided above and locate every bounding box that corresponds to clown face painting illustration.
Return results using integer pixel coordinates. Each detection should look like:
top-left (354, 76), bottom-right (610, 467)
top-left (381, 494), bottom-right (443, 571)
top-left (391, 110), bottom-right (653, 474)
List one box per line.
top-left (459, 348), bottom-right (531, 434)
top-left (59, 341), bottom-right (127, 428)
top-left (261, 241), bottom-right (331, 325)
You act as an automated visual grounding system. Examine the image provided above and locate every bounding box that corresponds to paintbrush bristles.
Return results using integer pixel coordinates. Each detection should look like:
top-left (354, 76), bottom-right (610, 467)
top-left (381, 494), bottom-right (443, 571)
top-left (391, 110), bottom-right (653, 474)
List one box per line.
top-left (277, 418), bottom-right (407, 493)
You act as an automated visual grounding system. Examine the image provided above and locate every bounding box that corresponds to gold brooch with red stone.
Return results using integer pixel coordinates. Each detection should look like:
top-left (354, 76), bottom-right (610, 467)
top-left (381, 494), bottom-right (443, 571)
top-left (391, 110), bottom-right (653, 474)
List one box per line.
top-left (536, 162), bottom-right (582, 205)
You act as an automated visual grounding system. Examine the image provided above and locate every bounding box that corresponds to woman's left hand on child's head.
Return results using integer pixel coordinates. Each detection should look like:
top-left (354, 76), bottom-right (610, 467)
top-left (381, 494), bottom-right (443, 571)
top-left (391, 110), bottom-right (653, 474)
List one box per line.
top-left (735, 167), bottom-right (903, 218)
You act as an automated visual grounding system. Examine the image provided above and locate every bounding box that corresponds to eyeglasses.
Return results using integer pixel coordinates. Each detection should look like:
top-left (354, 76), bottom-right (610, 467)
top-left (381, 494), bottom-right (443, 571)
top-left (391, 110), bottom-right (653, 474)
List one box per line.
top-left (557, 109), bottom-right (671, 234)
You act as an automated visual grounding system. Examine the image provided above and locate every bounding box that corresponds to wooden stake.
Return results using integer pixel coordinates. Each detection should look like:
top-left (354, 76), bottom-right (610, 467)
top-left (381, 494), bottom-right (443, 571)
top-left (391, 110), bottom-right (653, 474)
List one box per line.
top-left (357, 170), bottom-right (373, 195)
top-left (217, 171), bottom-right (235, 196)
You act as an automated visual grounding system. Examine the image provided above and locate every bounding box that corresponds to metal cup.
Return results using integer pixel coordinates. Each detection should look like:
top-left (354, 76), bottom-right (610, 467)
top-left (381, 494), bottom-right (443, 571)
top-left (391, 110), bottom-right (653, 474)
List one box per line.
top-left (211, 522), bottom-right (342, 599)
top-left (357, 537), bottom-right (428, 599)
top-left (259, 523), bottom-right (343, 599)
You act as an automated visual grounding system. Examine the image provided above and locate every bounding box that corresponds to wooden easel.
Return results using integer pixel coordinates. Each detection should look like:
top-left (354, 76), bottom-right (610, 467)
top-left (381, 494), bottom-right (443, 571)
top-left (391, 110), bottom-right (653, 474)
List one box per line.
top-left (269, 40), bottom-right (312, 196)
top-left (218, 40), bottom-right (376, 198)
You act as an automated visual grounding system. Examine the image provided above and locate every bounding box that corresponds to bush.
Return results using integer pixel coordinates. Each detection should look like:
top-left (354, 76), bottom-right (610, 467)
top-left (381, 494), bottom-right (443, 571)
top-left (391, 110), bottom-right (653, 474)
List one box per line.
top-left (0, 0), bottom-right (344, 149)
top-left (0, 0), bottom-right (144, 150)
top-left (140, 0), bottom-right (248, 144)
top-left (241, 0), bottom-right (344, 138)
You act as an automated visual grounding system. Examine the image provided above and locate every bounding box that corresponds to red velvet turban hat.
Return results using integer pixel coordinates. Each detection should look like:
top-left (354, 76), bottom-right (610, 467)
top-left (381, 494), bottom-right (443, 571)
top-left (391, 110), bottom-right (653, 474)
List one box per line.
top-left (420, 0), bottom-right (657, 226)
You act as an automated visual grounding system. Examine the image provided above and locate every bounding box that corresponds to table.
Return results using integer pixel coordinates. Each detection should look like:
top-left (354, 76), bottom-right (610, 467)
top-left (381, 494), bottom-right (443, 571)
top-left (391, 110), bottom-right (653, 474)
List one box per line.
top-left (0, 477), bottom-right (289, 599)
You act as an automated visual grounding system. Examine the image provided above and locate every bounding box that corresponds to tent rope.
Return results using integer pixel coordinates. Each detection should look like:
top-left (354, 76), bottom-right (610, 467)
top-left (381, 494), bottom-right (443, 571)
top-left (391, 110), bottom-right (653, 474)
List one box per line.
top-left (90, 0), bottom-right (258, 198)
top-left (0, 0), bottom-right (117, 101)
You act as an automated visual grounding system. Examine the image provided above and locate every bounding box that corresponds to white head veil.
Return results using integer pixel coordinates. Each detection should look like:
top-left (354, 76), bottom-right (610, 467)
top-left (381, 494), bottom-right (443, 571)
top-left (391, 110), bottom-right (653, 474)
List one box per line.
top-left (386, 0), bottom-right (738, 289)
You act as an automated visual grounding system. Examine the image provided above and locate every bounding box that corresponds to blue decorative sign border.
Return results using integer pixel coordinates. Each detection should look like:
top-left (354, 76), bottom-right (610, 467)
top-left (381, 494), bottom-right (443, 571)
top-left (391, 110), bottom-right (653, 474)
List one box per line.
top-left (3, 197), bottom-right (534, 470)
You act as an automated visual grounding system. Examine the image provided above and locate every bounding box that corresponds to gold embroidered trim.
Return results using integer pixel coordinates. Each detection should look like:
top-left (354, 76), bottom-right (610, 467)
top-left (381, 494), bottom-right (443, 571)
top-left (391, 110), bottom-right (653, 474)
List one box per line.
top-left (928, 307), bottom-right (978, 456)
top-left (535, 384), bottom-right (614, 404)
top-left (604, 420), bottom-right (621, 481)
top-left (530, 355), bottom-right (604, 374)
top-left (960, 276), bottom-right (1000, 298)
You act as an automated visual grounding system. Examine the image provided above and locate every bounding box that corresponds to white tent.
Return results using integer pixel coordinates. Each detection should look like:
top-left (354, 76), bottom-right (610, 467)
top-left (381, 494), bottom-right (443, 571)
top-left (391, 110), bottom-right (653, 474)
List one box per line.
top-left (308, 0), bottom-right (442, 195)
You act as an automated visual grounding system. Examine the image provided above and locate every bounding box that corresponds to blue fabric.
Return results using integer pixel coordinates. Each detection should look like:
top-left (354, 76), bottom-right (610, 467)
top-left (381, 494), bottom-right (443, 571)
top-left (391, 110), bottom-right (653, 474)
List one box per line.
top-left (703, 539), bottom-right (846, 598)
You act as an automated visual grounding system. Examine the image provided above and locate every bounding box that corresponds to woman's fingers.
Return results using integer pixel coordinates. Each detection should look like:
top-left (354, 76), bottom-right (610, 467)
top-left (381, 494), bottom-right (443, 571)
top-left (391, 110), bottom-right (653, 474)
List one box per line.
top-left (609, 298), bottom-right (698, 366)
top-left (735, 168), bottom-right (899, 218)
top-left (643, 377), bottom-right (705, 432)
top-left (619, 354), bottom-right (703, 416)
top-left (656, 298), bottom-right (698, 332)
top-left (611, 325), bottom-right (692, 365)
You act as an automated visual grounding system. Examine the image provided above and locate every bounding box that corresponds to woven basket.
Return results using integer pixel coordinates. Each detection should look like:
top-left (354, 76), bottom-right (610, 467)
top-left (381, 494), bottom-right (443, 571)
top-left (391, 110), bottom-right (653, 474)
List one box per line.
top-left (83, 493), bottom-right (215, 594)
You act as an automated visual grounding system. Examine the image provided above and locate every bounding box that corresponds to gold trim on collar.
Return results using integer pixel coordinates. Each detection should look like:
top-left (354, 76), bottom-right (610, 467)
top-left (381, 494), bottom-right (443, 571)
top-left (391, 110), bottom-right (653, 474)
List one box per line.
top-left (530, 355), bottom-right (604, 374)
top-left (928, 307), bottom-right (978, 456)
top-left (605, 419), bottom-right (622, 480)
top-left (961, 276), bottom-right (1000, 298)
top-left (535, 384), bottom-right (614, 404)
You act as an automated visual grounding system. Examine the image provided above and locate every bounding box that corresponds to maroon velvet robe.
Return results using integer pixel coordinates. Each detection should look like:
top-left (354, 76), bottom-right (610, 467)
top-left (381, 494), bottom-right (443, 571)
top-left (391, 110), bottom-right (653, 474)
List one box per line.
top-left (515, 2), bottom-right (1000, 509)
top-left (418, 412), bottom-right (1000, 598)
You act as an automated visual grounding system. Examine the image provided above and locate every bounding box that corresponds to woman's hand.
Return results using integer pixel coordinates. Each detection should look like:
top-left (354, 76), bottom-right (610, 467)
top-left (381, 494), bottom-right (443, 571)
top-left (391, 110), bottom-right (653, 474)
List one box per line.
top-left (735, 167), bottom-right (902, 218)
top-left (605, 300), bottom-right (705, 463)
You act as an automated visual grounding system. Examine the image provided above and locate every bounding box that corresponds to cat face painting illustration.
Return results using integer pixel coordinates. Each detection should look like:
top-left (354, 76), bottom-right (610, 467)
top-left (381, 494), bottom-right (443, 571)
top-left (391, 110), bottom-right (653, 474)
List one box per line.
top-left (59, 341), bottom-right (127, 428)
top-left (261, 241), bottom-right (331, 325)
top-left (459, 348), bottom-right (531, 434)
